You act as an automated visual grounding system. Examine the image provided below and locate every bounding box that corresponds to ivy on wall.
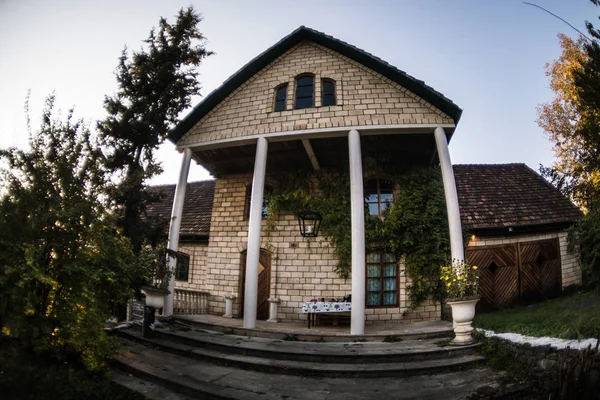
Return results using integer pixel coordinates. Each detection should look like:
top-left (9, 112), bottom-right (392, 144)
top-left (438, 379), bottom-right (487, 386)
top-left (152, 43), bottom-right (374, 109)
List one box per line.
top-left (265, 160), bottom-right (464, 308)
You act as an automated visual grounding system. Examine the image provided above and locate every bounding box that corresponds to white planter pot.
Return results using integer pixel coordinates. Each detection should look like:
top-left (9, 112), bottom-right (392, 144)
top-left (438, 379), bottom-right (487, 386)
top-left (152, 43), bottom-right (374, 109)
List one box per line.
top-left (447, 297), bottom-right (479, 345)
top-left (142, 287), bottom-right (170, 309)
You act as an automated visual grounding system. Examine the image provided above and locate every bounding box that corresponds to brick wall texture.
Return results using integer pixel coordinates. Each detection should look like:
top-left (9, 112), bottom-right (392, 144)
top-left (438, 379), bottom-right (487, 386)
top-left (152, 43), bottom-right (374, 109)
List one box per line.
top-left (175, 174), bottom-right (440, 323)
top-left (467, 231), bottom-right (582, 288)
top-left (178, 41), bottom-right (453, 146)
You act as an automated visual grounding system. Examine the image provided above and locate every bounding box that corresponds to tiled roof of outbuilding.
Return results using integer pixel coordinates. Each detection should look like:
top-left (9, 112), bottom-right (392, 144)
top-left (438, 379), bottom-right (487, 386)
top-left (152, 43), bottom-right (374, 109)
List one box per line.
top-left (146, 180), bottom-right (215, 237)
top-left (454, 164), bottom-right (583, 232)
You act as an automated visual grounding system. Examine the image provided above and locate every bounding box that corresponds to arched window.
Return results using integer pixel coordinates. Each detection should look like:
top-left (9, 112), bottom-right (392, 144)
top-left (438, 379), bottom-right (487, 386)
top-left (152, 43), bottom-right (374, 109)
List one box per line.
top-left (322, 79), bottom-right (336, 106)
top-left (274, 84), bottom-right (287, 112)
top-left (365, 178), bottom-right (394, 216)
top-left (295, 75), bottom-right (314, 109)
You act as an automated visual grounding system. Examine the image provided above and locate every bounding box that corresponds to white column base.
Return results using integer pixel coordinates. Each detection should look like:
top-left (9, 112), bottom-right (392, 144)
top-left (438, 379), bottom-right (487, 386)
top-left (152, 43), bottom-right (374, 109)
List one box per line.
top-left (223, 295), bottom-right (235, 318)
top-left (267, 298), bottom-right (280, 323)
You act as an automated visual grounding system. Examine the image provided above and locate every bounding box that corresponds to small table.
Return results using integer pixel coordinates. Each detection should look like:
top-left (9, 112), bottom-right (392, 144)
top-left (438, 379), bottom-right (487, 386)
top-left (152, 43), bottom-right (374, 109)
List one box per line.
top-left (301, 301), bottom-right (352, 328)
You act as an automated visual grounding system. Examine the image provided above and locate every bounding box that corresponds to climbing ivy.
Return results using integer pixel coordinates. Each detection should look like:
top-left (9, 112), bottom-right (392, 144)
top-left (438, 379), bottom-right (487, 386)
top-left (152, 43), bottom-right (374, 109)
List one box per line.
top-left (265, 161), bottom-right (463, 308)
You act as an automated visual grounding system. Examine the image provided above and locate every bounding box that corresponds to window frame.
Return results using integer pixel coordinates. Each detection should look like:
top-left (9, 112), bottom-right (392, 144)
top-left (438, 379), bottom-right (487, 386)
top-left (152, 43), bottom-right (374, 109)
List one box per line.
top-left (174, 251), bottom-right (190, 282)
top-left (244, 184), bottom-right (272, 220)
top-left (273, 83), bottom-right (288, 112)
top-left (366, 250), bottom-right (399, 308)
top-left (321, 78), bottom-right (336, 107)
top-left (294, 74), bottom-right (315, 109)
top-left (365, 177), bottom-right (394, 217)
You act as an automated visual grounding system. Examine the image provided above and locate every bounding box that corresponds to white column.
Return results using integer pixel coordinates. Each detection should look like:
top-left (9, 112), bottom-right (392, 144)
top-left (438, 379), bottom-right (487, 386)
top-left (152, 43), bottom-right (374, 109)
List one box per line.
top-left (243, 137), bottom-right (268, 329)
top-left (164, 148), bottom-right (193, 317)
top-left (348, 129), bottom-right (365, 335)
top-left (434, 127), bottom-right (464, 262)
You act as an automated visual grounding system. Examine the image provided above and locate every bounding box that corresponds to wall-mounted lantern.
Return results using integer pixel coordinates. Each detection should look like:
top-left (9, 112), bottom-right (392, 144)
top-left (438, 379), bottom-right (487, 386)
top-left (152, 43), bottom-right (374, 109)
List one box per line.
top-left (297, 210), bottom-right (322, 238)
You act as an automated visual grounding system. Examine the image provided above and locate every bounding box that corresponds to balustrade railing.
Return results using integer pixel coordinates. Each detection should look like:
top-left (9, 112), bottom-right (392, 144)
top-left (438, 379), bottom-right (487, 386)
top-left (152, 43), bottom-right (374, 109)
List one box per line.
top-left (173, 289), bottom-right (209, 315)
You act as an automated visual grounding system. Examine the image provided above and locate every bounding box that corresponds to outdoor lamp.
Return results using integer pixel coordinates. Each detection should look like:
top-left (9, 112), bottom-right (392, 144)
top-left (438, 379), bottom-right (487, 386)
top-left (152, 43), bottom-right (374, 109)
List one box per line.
top-left (297, 210), bottom-right (322, 238)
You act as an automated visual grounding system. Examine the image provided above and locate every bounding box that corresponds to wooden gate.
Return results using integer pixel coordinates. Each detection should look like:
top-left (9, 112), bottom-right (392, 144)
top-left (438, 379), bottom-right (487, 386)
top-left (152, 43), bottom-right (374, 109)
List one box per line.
top-left (467, 239), bottom-right (561, 312)
top-left (467, 245), bottom-right (518, 312)
top-left (240, 249), bottom-right (271, 320)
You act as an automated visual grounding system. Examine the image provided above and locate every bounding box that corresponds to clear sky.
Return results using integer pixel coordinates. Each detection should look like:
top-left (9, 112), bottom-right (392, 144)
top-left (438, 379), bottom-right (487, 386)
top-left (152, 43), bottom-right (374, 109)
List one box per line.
top-left (0, 0), bottom-right (597, 185)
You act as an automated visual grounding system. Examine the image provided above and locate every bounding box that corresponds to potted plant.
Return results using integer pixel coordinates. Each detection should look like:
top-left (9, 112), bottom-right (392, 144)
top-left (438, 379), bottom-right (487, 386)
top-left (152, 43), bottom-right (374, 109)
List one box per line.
top-left (440, 259), bottom-right (479, 345)
top-left (141, 248), bottom-right (174, 309)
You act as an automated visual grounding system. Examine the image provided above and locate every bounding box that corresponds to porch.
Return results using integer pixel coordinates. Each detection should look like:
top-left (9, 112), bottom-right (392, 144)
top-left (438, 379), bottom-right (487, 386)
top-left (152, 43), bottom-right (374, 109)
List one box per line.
top-left (174, 312), bottom-right (453, 341)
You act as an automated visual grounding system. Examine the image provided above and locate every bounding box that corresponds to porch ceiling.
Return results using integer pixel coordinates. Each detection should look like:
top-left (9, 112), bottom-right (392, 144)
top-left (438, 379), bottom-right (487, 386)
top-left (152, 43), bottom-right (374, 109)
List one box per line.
top-left (192, 133), bottom-right (439, 177)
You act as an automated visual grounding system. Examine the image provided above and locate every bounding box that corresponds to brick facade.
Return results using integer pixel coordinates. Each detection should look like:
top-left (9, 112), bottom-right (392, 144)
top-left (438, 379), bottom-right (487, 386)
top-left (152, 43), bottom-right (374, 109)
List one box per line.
top-left (174, 174), bottom-right (440, 323)
top-left (467, 231), bottom-right (582, 288)
top-left (179, 42), bottom-right (453, 146)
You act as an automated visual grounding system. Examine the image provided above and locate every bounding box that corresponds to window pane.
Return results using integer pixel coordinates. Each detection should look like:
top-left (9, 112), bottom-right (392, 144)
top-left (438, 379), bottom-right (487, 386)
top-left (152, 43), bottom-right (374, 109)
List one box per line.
top-left (383, 291), bottom-right (396, 305)
top-left (383, 263), bottom-right (396, 277)
top-left (383, 253), bottom-right (395, 263)
top-left (323, 94), bottom-right (335, 106)
top-left (275, 85), bottom-right (287, 101)
top-left (380, 193), bottom-right (394, 202)
top-left (380, 179), bottom-right (393, 191)
top-left (295, 97), bottom-right (313, 109)
top-left (367, 252), bottom-right (380, 264)
top-left (368, 278), bottom-right (381, 291)
top-left (176, 254), bottom-right (189, 281)
top-left (367, 292), bottom-right (380, 306)
top-left (383, 277), bottom-right (396, 290)
top-left (368, 203), bottom-right (379, 215)
top-left (322, 80), bottom-right (335, 96)
top-left (367, 264), bottom-right (380, 278)
top-left (365, 179), bottom-right (378, 193)
top-left (274, 99), bottom-right (286, 112)
top-left (297, 76), bottom-right (313, 86)
top-left (296, 85), bottom-right (313, 98)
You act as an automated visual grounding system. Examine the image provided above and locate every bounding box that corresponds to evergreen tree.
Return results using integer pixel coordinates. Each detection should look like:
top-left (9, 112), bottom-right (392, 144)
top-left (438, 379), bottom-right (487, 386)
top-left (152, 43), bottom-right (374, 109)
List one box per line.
top-left (98, 7), bottom-right (212, 251)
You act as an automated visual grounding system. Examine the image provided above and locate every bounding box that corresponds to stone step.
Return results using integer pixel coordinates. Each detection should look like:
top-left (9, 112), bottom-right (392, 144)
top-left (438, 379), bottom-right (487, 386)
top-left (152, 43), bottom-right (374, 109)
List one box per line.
top-left (175, 316), bottom-right (454, 342)
top-left (113, 339), bottom-right (500, 400)
top-left (118, 329), bottom-right (485, 378)
top-left (121, 324), bottom-right (479, 365)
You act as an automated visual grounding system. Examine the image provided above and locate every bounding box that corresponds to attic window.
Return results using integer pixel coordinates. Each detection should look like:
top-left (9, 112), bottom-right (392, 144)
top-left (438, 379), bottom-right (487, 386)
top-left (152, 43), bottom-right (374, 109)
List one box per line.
top-left (295, 75), bottom-right (314, 109)
top-left (322, 79), bottom-right (336, 106)
top-left (274, 84), bottom-right (287, 112)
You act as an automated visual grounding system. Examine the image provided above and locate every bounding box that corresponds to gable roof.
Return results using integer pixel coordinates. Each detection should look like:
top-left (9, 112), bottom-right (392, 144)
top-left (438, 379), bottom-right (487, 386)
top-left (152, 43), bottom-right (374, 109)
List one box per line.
top-left (454, 164), bottom-right (583, 234)
top-left (169, 26), bottom-right (462, 144)
top-left (146, 180), bottom-right (215, 238)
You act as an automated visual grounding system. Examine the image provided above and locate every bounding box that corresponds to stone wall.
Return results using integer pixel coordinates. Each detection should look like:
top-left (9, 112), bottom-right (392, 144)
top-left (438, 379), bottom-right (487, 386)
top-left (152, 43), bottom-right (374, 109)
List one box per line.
top-left (467, 231), bottom-right (582, 288)
top-left (179, 41), bottom-right (453, 146)
top-left (198, 173), bottom-right (440, 323)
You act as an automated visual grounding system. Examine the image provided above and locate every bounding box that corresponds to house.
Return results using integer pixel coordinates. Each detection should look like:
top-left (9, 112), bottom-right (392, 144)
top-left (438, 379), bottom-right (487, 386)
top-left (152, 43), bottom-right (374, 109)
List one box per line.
top-left (155, 26), bottom-right (582, 334)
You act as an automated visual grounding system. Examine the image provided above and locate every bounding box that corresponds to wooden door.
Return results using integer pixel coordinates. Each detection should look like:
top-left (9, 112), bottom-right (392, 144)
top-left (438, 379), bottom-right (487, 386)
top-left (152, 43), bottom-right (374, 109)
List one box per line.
top-left (519, 239), bottom-right (561, 303)
top-left (467, 245), bottom-right (519, 312)
top-left (240, 249), bottom-right (271, 320)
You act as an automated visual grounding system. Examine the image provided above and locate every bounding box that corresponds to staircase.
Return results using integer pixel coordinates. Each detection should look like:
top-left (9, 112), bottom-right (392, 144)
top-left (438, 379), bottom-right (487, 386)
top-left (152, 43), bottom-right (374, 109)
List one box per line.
top-left (112, 321), bottom-right (497, 400)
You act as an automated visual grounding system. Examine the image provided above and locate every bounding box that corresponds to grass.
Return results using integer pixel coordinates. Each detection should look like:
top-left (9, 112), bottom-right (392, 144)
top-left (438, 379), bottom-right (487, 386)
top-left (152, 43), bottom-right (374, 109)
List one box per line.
top-left (473, 290), bottom-right (600, 340)
top-left (0, 336), bottom-right (145, 400)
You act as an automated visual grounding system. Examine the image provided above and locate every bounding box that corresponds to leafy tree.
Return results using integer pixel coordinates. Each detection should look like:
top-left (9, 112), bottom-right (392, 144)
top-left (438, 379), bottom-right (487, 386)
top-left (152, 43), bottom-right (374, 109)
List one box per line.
top-left (0, 96), bottom-right (153, 369)
top-left (98, 7), bottom-right (212, 252)
top-left (539, 1), bottom-right (600, 290)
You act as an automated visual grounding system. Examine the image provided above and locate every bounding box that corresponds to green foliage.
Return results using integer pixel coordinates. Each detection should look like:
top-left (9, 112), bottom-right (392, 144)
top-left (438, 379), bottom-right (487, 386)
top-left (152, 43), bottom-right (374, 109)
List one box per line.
top-left (98, 7), bottom-right (212, 251)
top-left (474, 290), bottom-right (600, 340)
top-left (0, 97), bottom-right (146, 370)
top-left (265, 164), bottom-right (456, 308)
top-left (0, 337), bottom-right (146, 400)
top-left (569, 210), bottom-right (600, 290)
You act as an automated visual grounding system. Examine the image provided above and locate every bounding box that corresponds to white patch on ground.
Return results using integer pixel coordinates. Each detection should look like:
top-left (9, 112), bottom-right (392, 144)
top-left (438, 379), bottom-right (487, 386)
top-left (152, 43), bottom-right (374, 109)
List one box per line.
top-left (477, 329), bottom-right (599, 351)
